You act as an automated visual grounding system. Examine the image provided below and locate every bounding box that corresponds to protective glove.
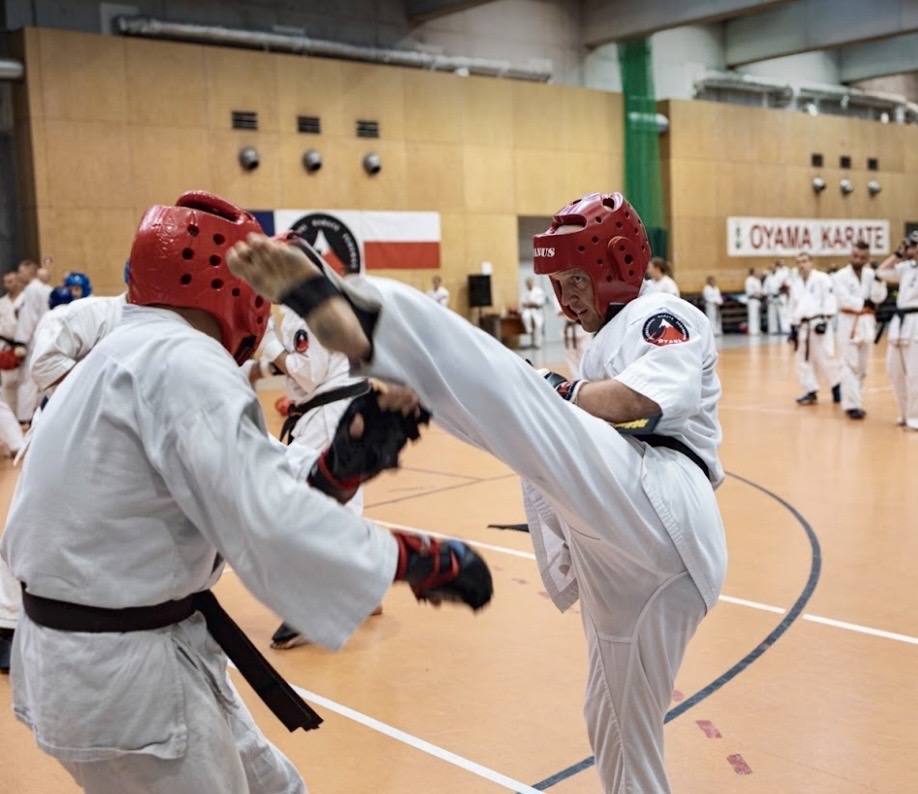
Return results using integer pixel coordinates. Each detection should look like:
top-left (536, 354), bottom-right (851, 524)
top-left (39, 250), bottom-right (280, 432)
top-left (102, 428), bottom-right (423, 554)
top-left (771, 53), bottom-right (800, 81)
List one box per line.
top-left (392, 531), bottom-right (493, 611)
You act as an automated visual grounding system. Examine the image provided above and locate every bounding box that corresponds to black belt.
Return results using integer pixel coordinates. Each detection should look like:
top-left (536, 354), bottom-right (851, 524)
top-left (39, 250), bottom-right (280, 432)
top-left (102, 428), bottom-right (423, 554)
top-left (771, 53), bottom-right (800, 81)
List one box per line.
top-left (641, 434), bottom-right (711, 481)
top-left (876, 307), bottom-right (918, 343)
top-left (279, 380), bottom-right (369, 445)
top-left (21, 586), bottom-right (322, 733)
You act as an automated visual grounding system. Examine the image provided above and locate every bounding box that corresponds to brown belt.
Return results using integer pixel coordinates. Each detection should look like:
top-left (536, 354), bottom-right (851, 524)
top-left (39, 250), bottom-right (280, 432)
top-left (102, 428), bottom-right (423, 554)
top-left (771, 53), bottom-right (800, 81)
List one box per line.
top-left (21, 586), bottom-right (322, 733)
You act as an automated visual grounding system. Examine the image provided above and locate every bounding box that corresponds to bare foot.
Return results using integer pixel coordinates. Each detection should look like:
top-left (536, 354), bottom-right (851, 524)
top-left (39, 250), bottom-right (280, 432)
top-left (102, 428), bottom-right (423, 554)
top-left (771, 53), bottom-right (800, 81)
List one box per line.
top-left (227, 234), bottom-right (372, 360)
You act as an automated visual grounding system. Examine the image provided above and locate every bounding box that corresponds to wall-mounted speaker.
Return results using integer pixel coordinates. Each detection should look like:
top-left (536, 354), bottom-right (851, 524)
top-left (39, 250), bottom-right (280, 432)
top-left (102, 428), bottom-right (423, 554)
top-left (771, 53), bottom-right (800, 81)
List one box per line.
top-left (467, 274), bottom-right (492, 308)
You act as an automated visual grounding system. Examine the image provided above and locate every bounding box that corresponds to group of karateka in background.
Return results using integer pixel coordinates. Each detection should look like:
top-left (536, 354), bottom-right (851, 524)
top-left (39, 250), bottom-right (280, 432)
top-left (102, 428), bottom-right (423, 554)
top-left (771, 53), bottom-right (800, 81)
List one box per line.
top-left (741, 235), bottom-right (918, 426)
top-left (0, 188), bottom-right (732, 794)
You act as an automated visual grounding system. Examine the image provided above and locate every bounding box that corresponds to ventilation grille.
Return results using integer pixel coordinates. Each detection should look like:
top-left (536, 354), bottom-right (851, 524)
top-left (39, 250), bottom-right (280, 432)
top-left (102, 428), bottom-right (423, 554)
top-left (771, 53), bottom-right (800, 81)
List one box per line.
top-left (867, 157), bottom-right (879, 171)
top-left (810, 152), bottom-right (823, 167)
top-left (356, 119), bottom-right (380, 138)
top-left (297, 115), bottom-right (321, 134)
top-left (839, 155), bottom-right (852, 169)
top-left (232, 111), bottom-right (259, 130)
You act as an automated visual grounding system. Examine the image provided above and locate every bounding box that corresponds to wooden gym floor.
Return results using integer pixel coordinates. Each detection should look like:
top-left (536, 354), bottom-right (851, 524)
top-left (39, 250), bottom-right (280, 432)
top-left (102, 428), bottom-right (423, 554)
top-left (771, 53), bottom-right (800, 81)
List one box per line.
top-left (0, 336), bottom-right (914, 793)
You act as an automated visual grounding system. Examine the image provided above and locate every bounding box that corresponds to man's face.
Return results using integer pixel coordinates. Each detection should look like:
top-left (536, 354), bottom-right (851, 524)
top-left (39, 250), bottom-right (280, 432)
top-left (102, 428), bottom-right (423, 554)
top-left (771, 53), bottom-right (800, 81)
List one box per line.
top-left (3, 273), bottom-right (18, 293)
top-left (795, 255), bottom-right (813, 276)
top-left (551, 269), bottom-right (604, 332)
top-left (17, 263), bottom-right (34, 283)
top-left (850, 247), bottom-right (870, 268)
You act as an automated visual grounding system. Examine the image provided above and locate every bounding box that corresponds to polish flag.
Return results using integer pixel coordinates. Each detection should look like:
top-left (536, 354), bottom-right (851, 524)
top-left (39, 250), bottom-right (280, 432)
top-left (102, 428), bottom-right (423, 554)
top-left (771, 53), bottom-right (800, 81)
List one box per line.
top-left (269, 209), bottom-right (441, 273)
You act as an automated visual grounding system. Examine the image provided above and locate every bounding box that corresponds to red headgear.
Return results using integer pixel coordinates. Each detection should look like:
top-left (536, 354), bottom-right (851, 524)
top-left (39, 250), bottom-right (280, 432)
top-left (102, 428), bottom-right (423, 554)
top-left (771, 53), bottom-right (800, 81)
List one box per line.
top-left (533, 192), bottom-right (651, 321)
top-left (128, 191), bottom-right (270, 363)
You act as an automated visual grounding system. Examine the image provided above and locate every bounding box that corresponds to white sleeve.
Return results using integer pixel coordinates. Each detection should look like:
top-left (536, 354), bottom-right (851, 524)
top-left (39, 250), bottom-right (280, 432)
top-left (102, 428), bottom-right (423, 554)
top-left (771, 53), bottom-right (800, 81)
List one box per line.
top-left (146, 366), bottom-right (396, 651)
top-left (611, 308), bottom-right (706, 422)
top-left (30, 300), bottom-right (120, 392)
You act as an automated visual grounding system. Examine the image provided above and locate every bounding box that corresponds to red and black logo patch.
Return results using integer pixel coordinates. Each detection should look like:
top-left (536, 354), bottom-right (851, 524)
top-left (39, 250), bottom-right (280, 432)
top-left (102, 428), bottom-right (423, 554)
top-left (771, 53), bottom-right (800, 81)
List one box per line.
top-left (294, 329), bottom-right (309, 353)
top-left (642, 312), bottom-right (690, 346)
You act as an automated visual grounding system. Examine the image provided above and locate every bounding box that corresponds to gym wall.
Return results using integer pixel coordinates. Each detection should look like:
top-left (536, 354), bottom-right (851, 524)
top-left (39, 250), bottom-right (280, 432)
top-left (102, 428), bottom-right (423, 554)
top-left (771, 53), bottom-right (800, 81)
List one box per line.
top-left (661, 98), bottom-right (918, 291)
top-left (9, 26), bottom-right (623, 306)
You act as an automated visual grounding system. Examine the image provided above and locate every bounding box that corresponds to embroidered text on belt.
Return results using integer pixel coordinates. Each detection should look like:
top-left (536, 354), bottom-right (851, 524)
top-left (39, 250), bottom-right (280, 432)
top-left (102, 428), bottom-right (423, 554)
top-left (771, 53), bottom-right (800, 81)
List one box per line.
top-left (20, 586), bottom-right (322, 733)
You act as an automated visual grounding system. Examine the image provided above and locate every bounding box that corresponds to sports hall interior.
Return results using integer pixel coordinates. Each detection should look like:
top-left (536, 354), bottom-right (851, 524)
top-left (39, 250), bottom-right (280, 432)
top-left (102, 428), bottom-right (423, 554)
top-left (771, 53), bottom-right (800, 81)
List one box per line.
top-left (0, 1), bottom-right (917, 792)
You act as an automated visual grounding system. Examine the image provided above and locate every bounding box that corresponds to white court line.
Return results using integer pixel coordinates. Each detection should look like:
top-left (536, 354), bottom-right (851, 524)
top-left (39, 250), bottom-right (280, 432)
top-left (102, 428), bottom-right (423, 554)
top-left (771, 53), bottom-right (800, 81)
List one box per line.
top-left (227, 660), bottom-right (543, 793)
top-left (717, 594), bottom-right (786, 614)
top-left (287, 683), bottom-right (544, 794)
top-left (800, 614), bottom-right (918, 645)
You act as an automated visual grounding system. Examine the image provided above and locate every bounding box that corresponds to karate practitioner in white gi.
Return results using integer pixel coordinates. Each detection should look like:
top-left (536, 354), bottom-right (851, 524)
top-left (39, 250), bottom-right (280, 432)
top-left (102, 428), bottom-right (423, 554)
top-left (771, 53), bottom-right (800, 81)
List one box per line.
top-left (0, 192), bottom-right (491, 793)
top-left (744, 268), bottom-right (763, 337)
top-left (11, 259), bottom-right (52, 422)
top-left (877, 233), bottom-right (918, 430)
top-left (832, 241), bottom-right (887, 419)
top-left (789, 252), bottom-right (842, 406)
top-left (259, 303), bottom-right (382, 649)
top-left (228, 191), bottom-right (728, 794)
top-left (520, 275), bottom-right (547, 349)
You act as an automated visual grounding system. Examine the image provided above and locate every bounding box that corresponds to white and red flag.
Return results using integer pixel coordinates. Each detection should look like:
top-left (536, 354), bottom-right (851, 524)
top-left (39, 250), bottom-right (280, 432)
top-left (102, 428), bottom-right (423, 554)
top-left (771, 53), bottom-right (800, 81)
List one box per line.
top-left (269, 209), bottom-right (441, 275)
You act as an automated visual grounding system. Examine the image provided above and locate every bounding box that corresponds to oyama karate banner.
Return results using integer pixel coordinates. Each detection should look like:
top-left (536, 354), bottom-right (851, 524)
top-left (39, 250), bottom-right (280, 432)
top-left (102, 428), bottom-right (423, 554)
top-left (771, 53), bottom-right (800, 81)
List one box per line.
top-left (727, 217), bottom-right (889, 257)
top-left (253, 209), bottom-right (441, 274)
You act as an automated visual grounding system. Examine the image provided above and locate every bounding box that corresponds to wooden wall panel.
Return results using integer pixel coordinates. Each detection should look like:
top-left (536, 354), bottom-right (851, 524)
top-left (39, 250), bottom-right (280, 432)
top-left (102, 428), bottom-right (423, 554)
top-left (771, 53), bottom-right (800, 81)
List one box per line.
top-left (337, 138), bottom-right (409, 211)
top-left (276, 134), bottom-right (342, 209)
top-left (403, 71), bottom-right (463, 144)
top-left (562, 87), bottom-right (621, 154)
top-left (207, 130), bottom-right (281, 210)
top-left (275, 54), bottom-right (347, 139)
top-left (126, 39), bottom-right (207, 128)
top-left (664, 96), bottom-right (915, 290)
top-left (514, 148), bottom-right (567, 216)
top-left (38, 207), bottom-right (138, 289)
top-left (337, 61), bottom-right (407, 142)
top-left (37, 29), bottom-right (127, 123)
top-left (403, 142), bottom-right (466, 212)
top-left (43, 121), bottom-right (131, 209)
top-left (512, 81), bottom-right (567, 151)
top-left (561, 150), bottom-right (620, 204)
top-left (14, 27), bottom-right (623, 313)
top-left (129, 126), bottom-right (213, 209)
top-left (462, 145), bottom-right (515, 213)
top-left (204, 47), bottom-right (280, 133)
top-left (460, 76), bottom-right (513, 148)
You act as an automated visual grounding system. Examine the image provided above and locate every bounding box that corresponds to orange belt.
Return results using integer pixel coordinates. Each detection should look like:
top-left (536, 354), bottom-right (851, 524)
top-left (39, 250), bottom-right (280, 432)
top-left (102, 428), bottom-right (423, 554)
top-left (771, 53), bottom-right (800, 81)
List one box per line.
top-left (840, 307), bottom-right (875, 339)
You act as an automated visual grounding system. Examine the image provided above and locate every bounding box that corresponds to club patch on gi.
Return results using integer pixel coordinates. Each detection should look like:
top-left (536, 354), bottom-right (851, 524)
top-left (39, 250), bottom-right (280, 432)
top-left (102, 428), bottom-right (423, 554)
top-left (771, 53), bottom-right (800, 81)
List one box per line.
top-left (294, 329), bottom-right (309, 353)
top-left (642, 313), bottom-right (690, 346)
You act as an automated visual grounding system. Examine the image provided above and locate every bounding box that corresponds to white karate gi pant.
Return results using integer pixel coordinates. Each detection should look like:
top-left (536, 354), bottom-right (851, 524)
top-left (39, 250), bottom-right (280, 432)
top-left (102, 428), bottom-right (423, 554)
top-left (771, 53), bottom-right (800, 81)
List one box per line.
top-left (344, 277), bottom-right (724, 793)
top-left (0, 553), bottom-right (20, 630)
top-left (776, 295), bottom-right (791, 334)
top-left (0, 398), bottom-right (23, 454)
top-left (746, 299), bottom-right (761, 336)
top-left (521, 307), bottom-right (544, 348)
top-left (796, 323), bottom-right (842, 395)
top-left (38, 620), bottom-right (307, 794)
top-left (887, 340), bottom-right (918, 429)
top-left (704, 303), bottom-right (722, 336)
top-left (837, 330), bottom-right (872, 412)
top-left (1, 367), bottom-right (19, 416)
